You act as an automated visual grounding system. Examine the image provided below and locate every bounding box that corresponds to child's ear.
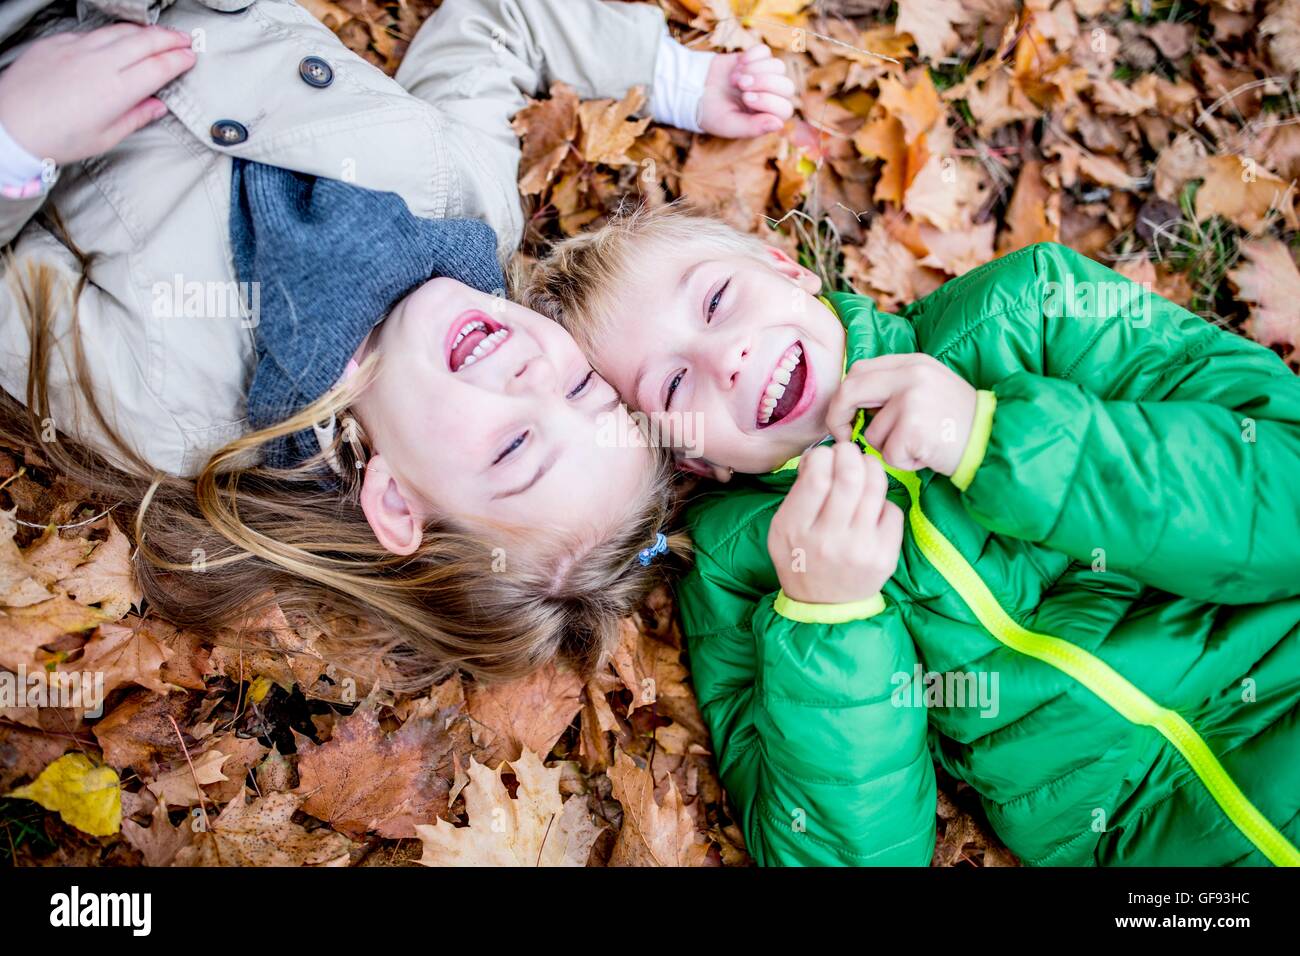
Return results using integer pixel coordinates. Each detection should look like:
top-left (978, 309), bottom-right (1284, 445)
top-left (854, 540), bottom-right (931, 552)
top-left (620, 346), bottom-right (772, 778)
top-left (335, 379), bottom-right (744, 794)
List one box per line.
top-left (359, 454), bottom-right (424, 555)
top-left (675, 455), bottom-right (734, 483)
top-left (762, 244), bottom-right (822, 295)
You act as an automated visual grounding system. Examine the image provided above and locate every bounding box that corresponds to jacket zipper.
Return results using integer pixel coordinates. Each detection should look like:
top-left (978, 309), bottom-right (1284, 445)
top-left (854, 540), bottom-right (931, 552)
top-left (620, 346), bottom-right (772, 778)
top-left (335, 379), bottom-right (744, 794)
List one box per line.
top-left (850, 421), bottom-right (1300, 866)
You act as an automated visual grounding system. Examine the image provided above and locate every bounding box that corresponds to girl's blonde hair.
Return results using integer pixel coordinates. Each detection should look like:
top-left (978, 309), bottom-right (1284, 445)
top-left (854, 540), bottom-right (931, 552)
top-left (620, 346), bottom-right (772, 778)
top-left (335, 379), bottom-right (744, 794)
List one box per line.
top-left (3, 236), bottom-right (687, 692)
top-left (523, 200), bottom-right (769, 348)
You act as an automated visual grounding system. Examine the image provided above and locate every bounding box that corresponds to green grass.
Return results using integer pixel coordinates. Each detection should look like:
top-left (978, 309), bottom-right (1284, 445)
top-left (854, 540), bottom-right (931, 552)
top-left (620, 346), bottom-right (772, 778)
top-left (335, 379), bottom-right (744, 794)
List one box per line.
top-left (0, 797), bottom-right (56, 864)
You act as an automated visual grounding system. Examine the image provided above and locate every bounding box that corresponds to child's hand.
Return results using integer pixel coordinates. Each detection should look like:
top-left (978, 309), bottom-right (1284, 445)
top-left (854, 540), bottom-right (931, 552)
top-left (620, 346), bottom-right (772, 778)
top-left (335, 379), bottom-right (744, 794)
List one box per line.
top-left (825, 354), bottom-right (978, 475)
top-left (697, 44), bottom-right (795, 138)
top-left (767, 444), bottom-right (903, 605)
top-left (0, 24), bottom-right (196, 166)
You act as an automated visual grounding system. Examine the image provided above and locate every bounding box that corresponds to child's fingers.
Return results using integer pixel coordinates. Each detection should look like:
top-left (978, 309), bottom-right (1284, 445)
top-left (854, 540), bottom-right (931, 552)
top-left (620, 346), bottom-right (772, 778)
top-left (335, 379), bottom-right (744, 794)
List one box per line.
top-left (113, 26), bottom-right (194, 68)
top-left (102, 95), bottom-right (169, 147)
top-left (881, 422), bottom-right (923, 472)
top-left (121, 45), bottom-right (197, 96)
top-left (740, 90), bottom-right (795, 119)
top-left (782, 445), bottom-right (835, 527)
top-left (852, 456), bottom-right (890, 525)
top-left (873, 499), bottom-right (905, 554)
top-left (734, 58), bottom-right (787, 79)
top-left (825, 365), bottom-right (915, 440)
top-left (727, 112), bottom-right (785, 136)
top-left (815, 443), bottom-right (867, 530)
top-left (734, 73), bottom-right (796, 99)
top-left (862, 399), bottom-right (902, 451)
top-left (824, 380), bottom-right (881, 443)
top-left (740, 44), bottom-right (773, 65)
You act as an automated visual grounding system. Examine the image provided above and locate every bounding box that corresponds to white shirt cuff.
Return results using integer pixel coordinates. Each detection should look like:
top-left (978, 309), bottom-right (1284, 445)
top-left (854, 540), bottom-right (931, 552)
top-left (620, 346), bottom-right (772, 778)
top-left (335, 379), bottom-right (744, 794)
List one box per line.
top-left (649, 26), bottom-right (713, 134)
top-left (0, 120), bottom-right (49, 198)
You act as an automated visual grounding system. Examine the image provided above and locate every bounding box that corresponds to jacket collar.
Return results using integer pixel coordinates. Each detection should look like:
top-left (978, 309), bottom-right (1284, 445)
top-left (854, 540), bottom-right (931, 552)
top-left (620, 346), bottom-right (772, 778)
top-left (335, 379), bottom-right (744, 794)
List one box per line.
top-left (757, 292), bottom-right (917, 482)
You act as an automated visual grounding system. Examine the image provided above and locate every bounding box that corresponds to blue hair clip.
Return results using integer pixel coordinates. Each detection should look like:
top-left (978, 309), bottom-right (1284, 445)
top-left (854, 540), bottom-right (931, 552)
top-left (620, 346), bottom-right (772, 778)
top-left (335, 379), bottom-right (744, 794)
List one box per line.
top-left (637, 532), bottom-right (669, 567)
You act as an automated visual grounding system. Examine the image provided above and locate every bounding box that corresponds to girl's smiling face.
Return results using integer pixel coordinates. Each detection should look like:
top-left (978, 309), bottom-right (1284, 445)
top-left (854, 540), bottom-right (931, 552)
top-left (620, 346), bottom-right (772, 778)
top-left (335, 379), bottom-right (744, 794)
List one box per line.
top-left (587, 246), bottom-right (846, 478)
top-left (349, 278), bottom-right (656, 556)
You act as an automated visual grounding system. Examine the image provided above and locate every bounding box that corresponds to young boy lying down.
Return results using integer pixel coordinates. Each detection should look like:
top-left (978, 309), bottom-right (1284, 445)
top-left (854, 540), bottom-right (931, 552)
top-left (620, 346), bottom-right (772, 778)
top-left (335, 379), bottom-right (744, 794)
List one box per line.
top-left (527, 203), bottom-right (1300, 866)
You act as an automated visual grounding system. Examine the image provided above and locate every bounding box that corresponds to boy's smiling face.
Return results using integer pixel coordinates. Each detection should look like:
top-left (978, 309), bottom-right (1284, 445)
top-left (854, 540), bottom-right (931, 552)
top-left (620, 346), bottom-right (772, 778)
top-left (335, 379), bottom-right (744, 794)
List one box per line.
top-left (586, 245), bottom-right (847, 478)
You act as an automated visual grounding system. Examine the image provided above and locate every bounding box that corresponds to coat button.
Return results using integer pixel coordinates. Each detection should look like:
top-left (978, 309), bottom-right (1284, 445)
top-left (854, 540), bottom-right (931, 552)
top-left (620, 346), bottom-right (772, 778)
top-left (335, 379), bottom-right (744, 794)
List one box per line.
top-left (210, 120), bottom-right (249, 146)
top-left (299, 56), bottom-right (334, 88)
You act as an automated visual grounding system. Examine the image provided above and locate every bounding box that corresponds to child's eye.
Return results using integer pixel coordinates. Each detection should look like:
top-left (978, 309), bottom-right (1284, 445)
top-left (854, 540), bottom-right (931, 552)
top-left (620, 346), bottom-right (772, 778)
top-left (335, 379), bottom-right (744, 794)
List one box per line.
top-left (664, 369), bottom-right (685, 410)
top-left (706, 280), bottom-right (729, 323)
top-left (567, 368), bottom-right (595, 400)
top-left (493, 430), bottom-right (528, 465)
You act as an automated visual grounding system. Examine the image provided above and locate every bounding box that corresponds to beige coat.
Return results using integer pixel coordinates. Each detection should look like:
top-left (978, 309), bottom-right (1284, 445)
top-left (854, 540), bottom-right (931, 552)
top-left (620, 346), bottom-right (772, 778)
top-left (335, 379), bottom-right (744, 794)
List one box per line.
top-left (0, 0), bottom-right (663, 475)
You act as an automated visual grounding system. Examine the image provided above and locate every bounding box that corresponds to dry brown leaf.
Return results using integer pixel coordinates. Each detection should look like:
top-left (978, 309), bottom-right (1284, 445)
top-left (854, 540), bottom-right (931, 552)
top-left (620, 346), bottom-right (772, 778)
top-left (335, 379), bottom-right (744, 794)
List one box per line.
top-left (146, 747), bottom-right (230, 809)
top-left (1154, 132), bottom-right (1208, 202)
top-left (998, 158), bottom-right (1061, 255)
top-left (844, 218), bottom-right (943, 310)
top-left (897, 0), bottom-right (965, 61)
top-left (679, 131), bottom-right (781, 231)
top-left (513, 83), bottom-right (579, 196)
top-left (578, 87), bottom-right (651, 166)
top-left (607, 750), bottom-right (712, 866)
top-left (416, 750), bottom-right (600, 866)
top-left (80, 617), bottom-right (178, 697)
top-left (853, 113), bottom-right (909, 205)
top-left (1195, 154), bottom-right (1297, 234)
top-left (1261, 0), bottom-right (1300, 74)
top-left (294, 703), bottom-right (457, 838)
top-left (464, 661), bottom-right (584, 765)
top-left (173, 790), bottom-right (354, 867)
top-left (918, 221), bottom-right (997, 275)
top-left (1, 509), bottom-right (54, 607)
top-left (91, 690), bottom-right (190, 774)
top-left (0, 595), bottom-right (110, 674)
top-left (56, 517), bottom-right (140, 620)
top-left (121, 800), bottom-right (194, 866)
top-left (0, 723), bottom-right (68, 793)
top-left (876, 71), bottom-right (943, 144)
top-left (1229, 239), bottom-right (1300, 361)
top-left (903, 154), bottom-right (989, 231)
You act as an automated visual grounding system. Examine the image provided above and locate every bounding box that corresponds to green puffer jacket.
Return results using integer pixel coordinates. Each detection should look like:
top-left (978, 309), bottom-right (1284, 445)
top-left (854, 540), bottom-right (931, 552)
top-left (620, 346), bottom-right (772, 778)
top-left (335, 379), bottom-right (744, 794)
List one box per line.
top-left (678, 242), bottom-right (1300, 867)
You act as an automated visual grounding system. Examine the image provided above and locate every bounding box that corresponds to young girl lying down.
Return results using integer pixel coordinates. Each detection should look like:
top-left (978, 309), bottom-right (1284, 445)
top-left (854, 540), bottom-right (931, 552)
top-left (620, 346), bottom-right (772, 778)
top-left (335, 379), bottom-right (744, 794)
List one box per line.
top-left (0, 0), bottom-right (795, 684)
top-left (528, 203), bottom-right (1300, 866)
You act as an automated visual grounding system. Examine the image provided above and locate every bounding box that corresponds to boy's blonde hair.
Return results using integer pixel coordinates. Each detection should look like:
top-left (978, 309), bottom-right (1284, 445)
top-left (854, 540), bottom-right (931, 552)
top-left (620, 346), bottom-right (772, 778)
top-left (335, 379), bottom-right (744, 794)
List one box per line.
top-left (6, 244), bottom-right (687, 692)
top-left (525, 201), bottom-right (769, 351)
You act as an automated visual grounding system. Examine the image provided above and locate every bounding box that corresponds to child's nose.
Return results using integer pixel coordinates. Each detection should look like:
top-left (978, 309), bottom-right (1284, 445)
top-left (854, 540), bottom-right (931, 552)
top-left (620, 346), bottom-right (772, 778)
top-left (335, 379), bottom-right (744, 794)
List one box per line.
top-left (505, 355), bottom-right (557, 394)
top-left (704, 339), bottom-right (749, 391)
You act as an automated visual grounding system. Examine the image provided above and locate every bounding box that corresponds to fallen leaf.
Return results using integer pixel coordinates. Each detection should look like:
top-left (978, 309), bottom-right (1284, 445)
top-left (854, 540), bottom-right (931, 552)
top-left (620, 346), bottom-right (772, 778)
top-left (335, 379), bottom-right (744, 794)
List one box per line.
top-left (415, 750), bottom-right (600, 866)
top-left (7, 752), bottom-right (121, 837)
top-left (294, 703), bottom-right (457, 838)
top-left (607, 750), bottom-right (711, 866)
top-left (514, 82), bottom-right (580, 195)
top-left (1196, 154), bottom-right (1297, 234)
top-left (173, 790), bottom-right (354, 866)
top-left (462, 661), bottom-right (583, 767)
top-left (1229, 239), bottom-right (1300, 361)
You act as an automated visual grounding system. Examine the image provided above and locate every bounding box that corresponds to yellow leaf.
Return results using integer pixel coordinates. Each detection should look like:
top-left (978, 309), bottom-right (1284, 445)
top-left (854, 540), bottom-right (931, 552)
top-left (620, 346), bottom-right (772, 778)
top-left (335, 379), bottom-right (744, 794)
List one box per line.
top-left (8, 752), bottom-right (121, 836)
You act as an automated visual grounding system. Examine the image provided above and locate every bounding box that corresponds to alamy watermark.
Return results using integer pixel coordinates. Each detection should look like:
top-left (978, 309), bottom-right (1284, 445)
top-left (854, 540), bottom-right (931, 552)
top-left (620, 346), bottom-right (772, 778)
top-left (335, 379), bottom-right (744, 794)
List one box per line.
top-left (892, 664), bottom-right (1000, 718)
top-left (0, 665), bottom-right (105, 718)
top-left (1042, 275), bottom-right (1152, 327)
top-left (152, 274), bottom-right (260, 328)
top-left (596, 410), bottom-right (705, 458)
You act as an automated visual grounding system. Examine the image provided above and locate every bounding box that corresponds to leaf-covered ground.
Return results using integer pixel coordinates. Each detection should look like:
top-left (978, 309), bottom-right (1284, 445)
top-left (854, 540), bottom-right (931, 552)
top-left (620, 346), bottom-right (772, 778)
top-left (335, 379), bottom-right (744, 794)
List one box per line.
top-left (4, 0), bottom-right (1299, 867)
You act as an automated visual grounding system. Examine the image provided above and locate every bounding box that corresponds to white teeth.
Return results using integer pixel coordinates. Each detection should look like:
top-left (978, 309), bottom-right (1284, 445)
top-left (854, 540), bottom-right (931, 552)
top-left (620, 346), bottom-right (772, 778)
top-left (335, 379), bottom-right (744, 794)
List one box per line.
top-left (757, 343), bottom-right (805, 425)
top-left (454, 327), bottom-right (509, 370)
top-left (452, 320), bottom-right (487, 349)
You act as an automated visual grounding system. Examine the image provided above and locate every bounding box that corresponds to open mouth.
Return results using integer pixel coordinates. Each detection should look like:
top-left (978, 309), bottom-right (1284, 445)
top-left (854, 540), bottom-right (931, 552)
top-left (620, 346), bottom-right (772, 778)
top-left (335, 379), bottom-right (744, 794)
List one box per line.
top-left (447, 311), bottom-right (509, 372)
top-left (757, 342), bottom-right (809, 428)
